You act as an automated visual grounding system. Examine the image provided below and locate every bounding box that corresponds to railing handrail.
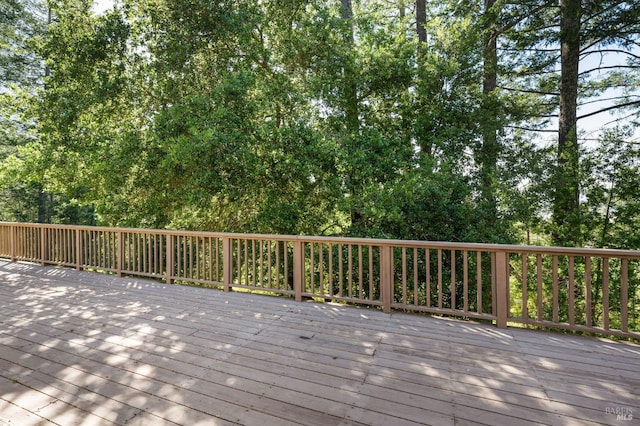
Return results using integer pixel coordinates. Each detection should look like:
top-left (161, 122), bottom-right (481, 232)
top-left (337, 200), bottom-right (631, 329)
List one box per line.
top-left (2, 221), bottom-right (639, 258)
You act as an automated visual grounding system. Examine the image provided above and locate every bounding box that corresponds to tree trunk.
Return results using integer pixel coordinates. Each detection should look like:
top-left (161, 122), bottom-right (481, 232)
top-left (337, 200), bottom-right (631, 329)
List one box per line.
top-left (340, 0), bottom-right (358, 134)
top-left (38, 6), bottom-right (53, 225)
top-left (339, 0), bottom-right (362, 227)
top-left (416, 0), bottom-right (427, 44)
top-left (480, 0), bottom-right (499, 237)
top-left (554, 0), bottom-right (581, 246)
top-left (415, 0), bottom-right (429, 155)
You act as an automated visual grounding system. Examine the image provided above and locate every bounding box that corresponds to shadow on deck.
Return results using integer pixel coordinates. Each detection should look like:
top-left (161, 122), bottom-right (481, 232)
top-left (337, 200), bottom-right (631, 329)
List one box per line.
top-left (0, 260), bottom-right (638, 425)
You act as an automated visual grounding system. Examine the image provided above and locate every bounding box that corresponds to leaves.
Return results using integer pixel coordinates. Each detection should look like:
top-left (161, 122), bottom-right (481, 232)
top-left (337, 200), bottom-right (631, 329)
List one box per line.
top-left (1, 0), bottom-right (638, 250)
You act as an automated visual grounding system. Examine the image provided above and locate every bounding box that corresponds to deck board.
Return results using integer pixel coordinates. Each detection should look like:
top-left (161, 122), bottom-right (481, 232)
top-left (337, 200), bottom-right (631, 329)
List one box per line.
top-left (0, 260), bottom-right (639, 425)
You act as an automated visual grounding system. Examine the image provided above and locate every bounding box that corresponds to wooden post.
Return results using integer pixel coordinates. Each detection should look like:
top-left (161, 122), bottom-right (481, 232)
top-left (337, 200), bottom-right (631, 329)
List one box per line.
top-left (10, 224), bottom-right (16, 262)
top-left (602, 257), bottom-right (610, 330)
top-left (491, 252), bottom-right (496, 316)
top-left (40, 226), bottom-right (47, 266)
top-left (75, 228), bottom-right (82, 270)
top-left (293, 241), bottom-right (304, 302)
top-left (495, 251), bottom-right (509, 329)
top-left (117, 231), bottom-right (124, 277)
top-left (166, 233), bottom-right (174, 284)
top-left (381, 245), bottom-right (393, 313)
top-left (223, 237), bottom-right (232, 292)
top-left (621, 258), bottom-right (629, 333)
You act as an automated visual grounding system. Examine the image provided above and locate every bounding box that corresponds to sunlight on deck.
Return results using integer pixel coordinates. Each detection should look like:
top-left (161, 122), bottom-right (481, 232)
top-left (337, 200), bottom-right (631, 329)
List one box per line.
top-left (0, 260), bottom-right (638, 425)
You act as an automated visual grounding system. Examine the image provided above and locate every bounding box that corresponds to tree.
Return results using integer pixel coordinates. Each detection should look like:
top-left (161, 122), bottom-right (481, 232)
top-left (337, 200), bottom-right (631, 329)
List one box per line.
top-left (6, 0), bottom-right (638, 253)
top-left (0, 0), bottom-right (47, 222)
top-left (493, 0), bottom-right (640, 247)
top-left (0, 0), bottom-right (43, 85)
top-left (582, 127), bottom-right (640, 250)
top-left (553, 0), bottom-right (582, 246)
top-left (479, 0), bottom-right (501, 233)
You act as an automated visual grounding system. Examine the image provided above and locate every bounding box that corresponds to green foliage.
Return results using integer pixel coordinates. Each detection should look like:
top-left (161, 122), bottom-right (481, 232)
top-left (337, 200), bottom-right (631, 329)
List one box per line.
top-left (582, 128), bottom-right (640, 249)
top-left (0, 0), bottom-right (637, 256)
top-left (354, 161), bottom-right (485, 242)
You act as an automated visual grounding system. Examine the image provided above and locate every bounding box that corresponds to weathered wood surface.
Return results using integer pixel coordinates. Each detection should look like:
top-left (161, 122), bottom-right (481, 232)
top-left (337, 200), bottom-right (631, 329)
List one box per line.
top-left (0, 260), bottom-right (638, 425)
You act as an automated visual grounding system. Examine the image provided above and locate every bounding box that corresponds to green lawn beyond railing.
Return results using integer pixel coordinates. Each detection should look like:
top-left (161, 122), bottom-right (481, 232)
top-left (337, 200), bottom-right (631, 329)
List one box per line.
top-left (1, 222), bottom-right (639, 339)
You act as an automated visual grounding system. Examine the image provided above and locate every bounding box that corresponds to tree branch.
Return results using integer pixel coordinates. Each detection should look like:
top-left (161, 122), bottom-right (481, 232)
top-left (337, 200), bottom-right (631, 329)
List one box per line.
top-left (580, 48), bottom-right (640, 61)
top-left (499, 47), bottom-right (558, 53)
top-left (579, 21), bottom-right (640, 54)
top-left (497, 2), bottom-right (556, 35)
top-left (577, 100), bottom-right (640, 121)
top-left (586, 111), bottom-right (640, 132)
top-left (579, 94), bottom-right (640, 107)
top-left (578, 65), bottom-right (640, 77)
top-left (505, 125), bottom-right (557, 133)
top-left (580, 1), bottom-right (626, 27)
top-left (499, 86), bottom-right (560, 96)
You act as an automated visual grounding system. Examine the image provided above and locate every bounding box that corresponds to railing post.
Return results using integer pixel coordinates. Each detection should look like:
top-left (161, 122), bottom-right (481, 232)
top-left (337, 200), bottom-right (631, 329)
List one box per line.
top-left (75, 228), bottom-right (82, 270)
top-left (293, 241), bottom-right (304, 302)
top-left (495, 251), bottom-right (509, 329)
top-left (166, 233), bottom-right (174, 284)
top-left (491, 252), bottom-right (496, 317)
top-left (10, 224), bottom-right (16, 262)
top-left (40, 226), bottom-right (47, 266)
top-left (381, 245), bottom-right (393, 313)
top-left (117, 231), bottom-right (124, 277)
top-left (621, 258), bottom-right (629, 333)
top-left (223, 237), bottom-right (232, 292)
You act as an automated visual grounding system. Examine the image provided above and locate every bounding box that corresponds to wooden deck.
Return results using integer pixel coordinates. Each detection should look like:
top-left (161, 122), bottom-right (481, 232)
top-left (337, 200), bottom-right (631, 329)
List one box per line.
top-left (0, 260), bottom-right (638, 426)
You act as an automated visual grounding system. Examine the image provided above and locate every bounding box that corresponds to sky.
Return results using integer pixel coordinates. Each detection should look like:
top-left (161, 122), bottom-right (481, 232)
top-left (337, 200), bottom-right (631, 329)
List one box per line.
top-left (92, 0), bottom-right (114, 14)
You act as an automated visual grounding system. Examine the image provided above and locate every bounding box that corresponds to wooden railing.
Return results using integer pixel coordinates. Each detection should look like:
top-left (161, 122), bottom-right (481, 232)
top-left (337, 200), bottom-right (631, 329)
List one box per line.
top-left (1, 222), bottom-right (639, 339)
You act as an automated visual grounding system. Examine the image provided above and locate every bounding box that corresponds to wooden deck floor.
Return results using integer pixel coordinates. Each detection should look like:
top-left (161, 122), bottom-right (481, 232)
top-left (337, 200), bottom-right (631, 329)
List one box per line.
top-left (0, 260), bottom-right (638, 426)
